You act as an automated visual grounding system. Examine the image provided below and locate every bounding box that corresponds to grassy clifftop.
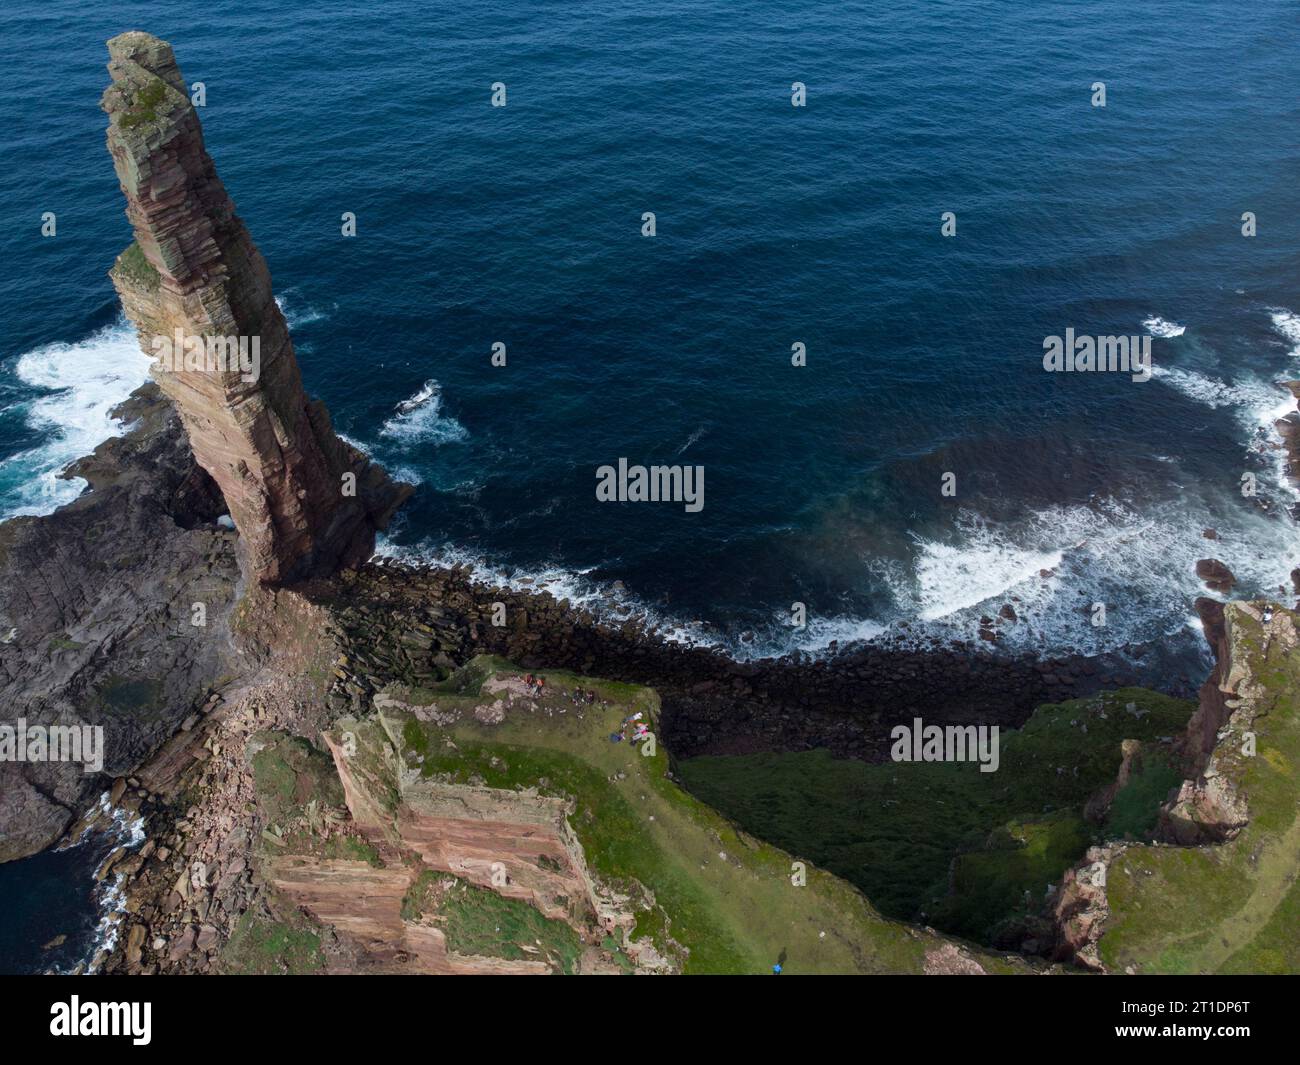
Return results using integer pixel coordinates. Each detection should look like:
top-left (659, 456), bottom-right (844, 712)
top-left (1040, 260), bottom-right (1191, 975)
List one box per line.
top-left (1096, 603), bottom-right (1300, 973)
top-left (282, 656), bottom-right (1033, 974)
top-left (678, 602), bottom-right (1300, 974)
top-left (227, 616), bottom-right (1300, 974)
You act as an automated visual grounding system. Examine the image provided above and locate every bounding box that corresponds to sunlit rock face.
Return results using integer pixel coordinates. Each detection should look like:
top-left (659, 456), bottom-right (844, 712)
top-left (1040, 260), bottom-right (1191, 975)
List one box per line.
top-left (103, 31), bottom-right (411, 585)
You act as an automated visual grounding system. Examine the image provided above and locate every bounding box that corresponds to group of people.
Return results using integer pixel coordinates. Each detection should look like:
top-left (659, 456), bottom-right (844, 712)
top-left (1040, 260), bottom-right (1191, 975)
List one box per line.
top-left (609, 710), bottom-right (650, 745)
top-left (517, 672), bottom-right (645, 744)
top-left (522, 673), bottom-right (601, 707)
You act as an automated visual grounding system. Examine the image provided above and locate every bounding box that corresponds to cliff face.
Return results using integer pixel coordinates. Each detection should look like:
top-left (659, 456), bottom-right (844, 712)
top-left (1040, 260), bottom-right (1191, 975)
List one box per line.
top-left (102, 31), bottom-right (410, 586)
top-left (1052, 602), bottom-right (1300, 973)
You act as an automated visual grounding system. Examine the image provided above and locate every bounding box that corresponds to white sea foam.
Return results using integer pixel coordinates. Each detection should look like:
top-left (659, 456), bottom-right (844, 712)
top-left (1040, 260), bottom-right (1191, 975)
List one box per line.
top-left (379, 380), bottom-right (468, 445)
top-left (52, 791), bottom-right (146, 975)
top-left (1270, 308), bottom-right (1300, 356)
top-left (884, 497), bottom-right (1296, 658)
top-left (377, 464), bottom-right (1300, 664)
top-left (375, 536), bottom-right (724, 650)
top-left (1151, 365), bottom-right (1292, 436)
top-left (762, 613), bottom-right (889, 656)
top-left (0, 298), bottom-right (331, 524)
top-left (910, 523), bottom-right (1063, 621)
top-left (339, 429), bottom-right (425, 487)
top-left (276, 293), bottom-right (326, 330)
top-left (82, 801), bottom-right (146, 974)
top-left (1143, 316), bottom-right (1186, 338)
top-left (337, 431), bottom-right (371, 457)
top-left (0, 320), bottom-right (153, 520)
top-left (1152, 324), bottom-right (1300, 502)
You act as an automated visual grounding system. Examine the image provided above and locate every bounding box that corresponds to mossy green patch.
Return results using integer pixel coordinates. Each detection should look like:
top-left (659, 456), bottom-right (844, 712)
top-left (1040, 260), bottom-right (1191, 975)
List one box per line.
top-left (219, 907), bottom-right (325, 975)
top-left (315, 833), bottom-right (383, 866)
top-left (1103, 754), bottom-right (1182, 841)
top-left (113, 242), bottom-right (160, 292)
top-left (118, 79), bottom-right (169, 129)
top-left (250, 732), bottom-right (344, 822)
top-left (679, 688), bottom-right (1195, 945)
top-left (248, 731), bottom-right (367, 861)
top-left (402, 870), bottom-right (583, 974)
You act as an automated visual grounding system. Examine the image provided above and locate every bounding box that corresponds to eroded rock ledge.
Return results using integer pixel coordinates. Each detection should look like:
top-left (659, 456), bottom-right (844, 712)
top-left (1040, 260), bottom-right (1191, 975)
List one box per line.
top-left (1051, 601), bottom-right (1299, 971)
top-left (0, 384), bottom-right (240, 862)
top-left (99, 649), bottom-right (1031, 975)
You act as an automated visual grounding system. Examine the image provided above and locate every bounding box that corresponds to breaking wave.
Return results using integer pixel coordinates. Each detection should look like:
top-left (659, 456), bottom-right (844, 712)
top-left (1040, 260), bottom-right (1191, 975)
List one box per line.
top-left (1152, 311), bottom-right (1300, 503)
top-left (379, 379), bottom-right (469, 445)
top-left (373, 310), bottom-right (1300, 664)
top-left (375, 536), bottom-right (727, 650)
top-left (50, 793), bottom-right (146, 975)
top-left (1143, 315), bottom-right (1186, 338)
top-left (337, 431), bottom-right (425, 487)
top-left (276, 292), bottom-right (328, 330)
top-left (0, 319), bottom-right (153, 521)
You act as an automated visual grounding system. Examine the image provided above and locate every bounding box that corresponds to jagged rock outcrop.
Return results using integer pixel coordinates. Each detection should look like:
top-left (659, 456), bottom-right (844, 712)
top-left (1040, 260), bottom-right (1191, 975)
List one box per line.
top-left (1050, 600), bottom-right (1299, 972)
top-left (1082, 738), bottom-right (1145, 823)
top-left (102, 31), bottom-right (410, 586)
top-left (1048, 601), bottom-right (1247, 967)
top-left (1050, 843), bottom-right (1122, 970)
top-left (1156, 601), bottom-right (1278, 845)
top-left (0, 385), bottom-right (240, 861)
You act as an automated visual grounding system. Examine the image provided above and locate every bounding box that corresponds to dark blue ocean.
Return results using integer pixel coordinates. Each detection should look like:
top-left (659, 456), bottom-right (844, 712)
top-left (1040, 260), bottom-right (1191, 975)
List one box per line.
top-left (1, 0), bottom-right (1299, 968)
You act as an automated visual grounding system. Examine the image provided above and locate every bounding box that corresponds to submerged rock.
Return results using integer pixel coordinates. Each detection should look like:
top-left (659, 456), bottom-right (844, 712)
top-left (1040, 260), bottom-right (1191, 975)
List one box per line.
top-left (1195, 558), bottom-right (1236, 594)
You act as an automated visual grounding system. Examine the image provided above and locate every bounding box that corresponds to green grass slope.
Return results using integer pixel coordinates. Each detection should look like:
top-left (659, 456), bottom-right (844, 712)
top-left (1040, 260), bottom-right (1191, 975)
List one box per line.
top-left (679, 688), bottom-right (1196, 946)
top-left (379, 657), bottom-right (1032, 975)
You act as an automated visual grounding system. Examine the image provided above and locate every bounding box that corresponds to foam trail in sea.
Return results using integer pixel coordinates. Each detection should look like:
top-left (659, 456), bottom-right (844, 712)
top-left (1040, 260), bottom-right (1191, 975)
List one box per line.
top-left (676, 424), bottom-right (708, 455)
top-left (1144, 315), bottom-right (1186, 338)
top-left (379, 379), bottom-right (469, 445)
top-left (0, 319), bottom-right (153, 521)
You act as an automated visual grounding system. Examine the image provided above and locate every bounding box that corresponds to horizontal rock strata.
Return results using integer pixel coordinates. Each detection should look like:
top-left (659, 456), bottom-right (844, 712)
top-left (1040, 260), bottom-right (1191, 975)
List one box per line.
top-left (102, 31), bottom-right (410, 586)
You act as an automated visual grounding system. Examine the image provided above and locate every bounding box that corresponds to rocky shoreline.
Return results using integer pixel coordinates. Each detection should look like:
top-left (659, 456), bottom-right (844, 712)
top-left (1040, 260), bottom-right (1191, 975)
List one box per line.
top-left (75, 520), bottom-right (1271, 974)
top-left (0, 381), bottom-right (243, 865)
top-left (310, 560), bottom-right (1180, 763)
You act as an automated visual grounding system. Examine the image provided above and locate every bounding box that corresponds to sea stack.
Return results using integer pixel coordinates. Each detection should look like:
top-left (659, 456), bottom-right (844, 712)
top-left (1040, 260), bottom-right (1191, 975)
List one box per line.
top-left (101, 31), bottom-right (411, 584)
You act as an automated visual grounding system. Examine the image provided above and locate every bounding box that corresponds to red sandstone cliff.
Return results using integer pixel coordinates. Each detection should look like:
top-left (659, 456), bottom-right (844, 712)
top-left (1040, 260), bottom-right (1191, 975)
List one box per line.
top-left (102, 31), bottom-right (411, 585)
